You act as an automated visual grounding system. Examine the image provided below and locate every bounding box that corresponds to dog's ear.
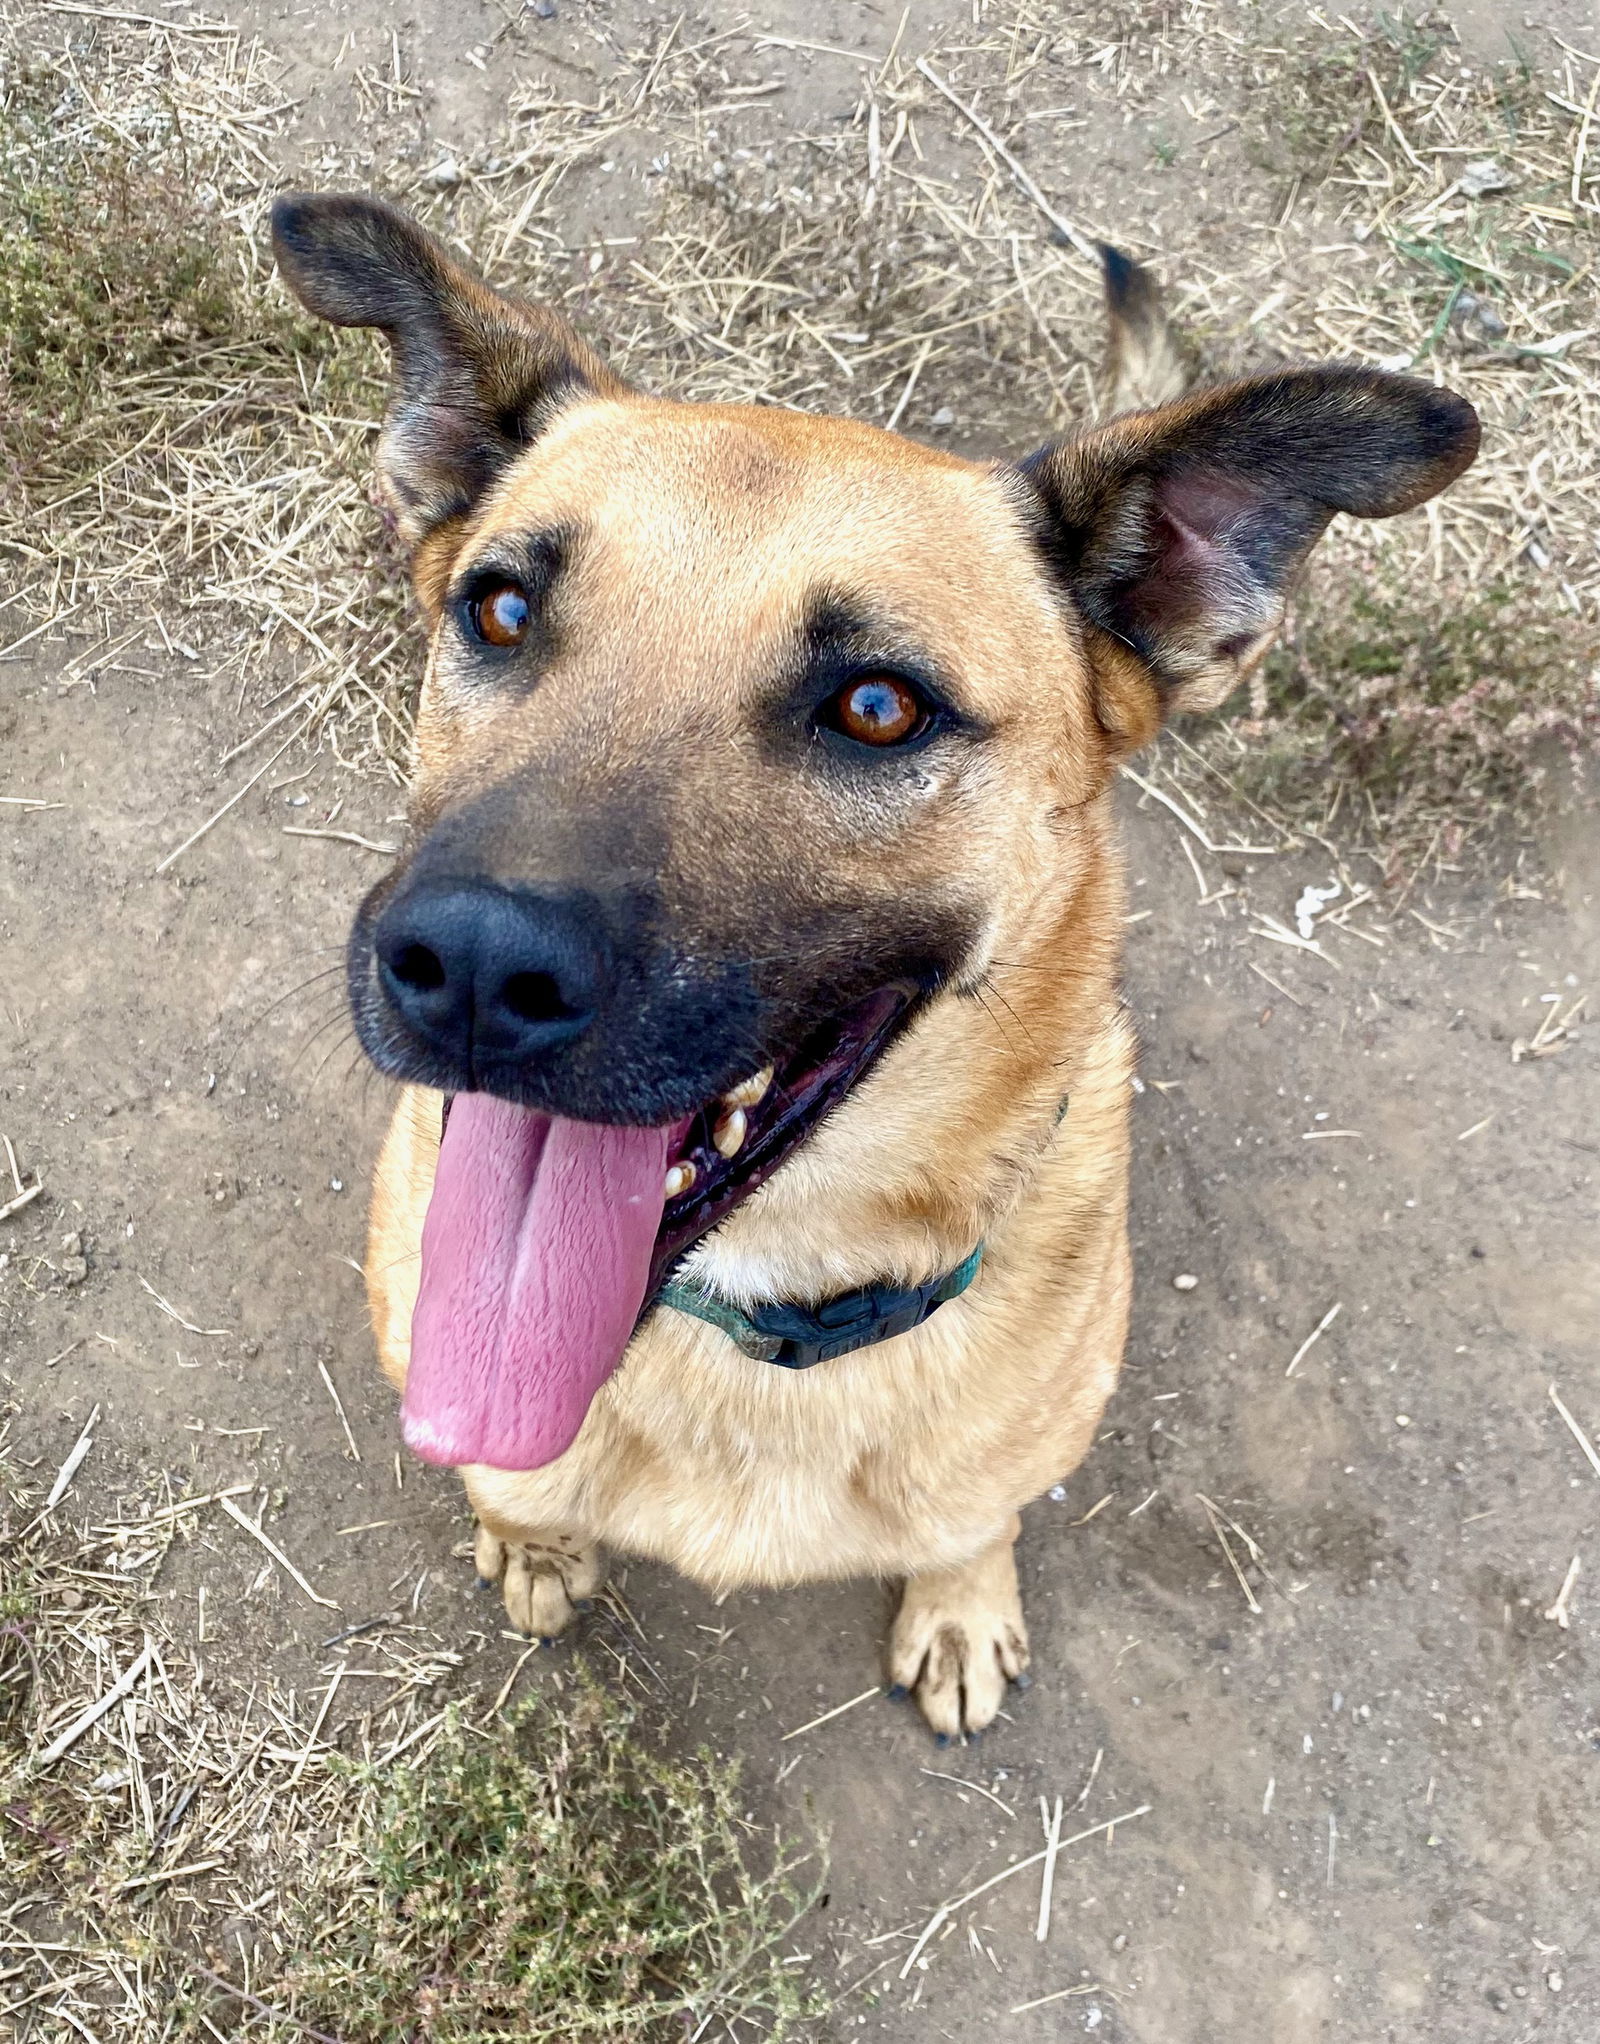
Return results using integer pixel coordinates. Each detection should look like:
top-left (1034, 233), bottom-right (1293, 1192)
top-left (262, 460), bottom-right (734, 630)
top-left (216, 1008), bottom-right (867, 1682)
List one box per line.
top-left (1016, 367), bottom-right (1480, 746)
top-left (271, 191), bottom-right (624, 553)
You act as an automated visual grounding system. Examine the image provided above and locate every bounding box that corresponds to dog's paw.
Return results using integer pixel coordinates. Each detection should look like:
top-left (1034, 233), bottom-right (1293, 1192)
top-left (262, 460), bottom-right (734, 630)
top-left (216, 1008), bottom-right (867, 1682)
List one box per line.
top-left (888, 1538), bottom-right (1031, 1740)
top-left (473, 1523), bottom-right (604, 1641)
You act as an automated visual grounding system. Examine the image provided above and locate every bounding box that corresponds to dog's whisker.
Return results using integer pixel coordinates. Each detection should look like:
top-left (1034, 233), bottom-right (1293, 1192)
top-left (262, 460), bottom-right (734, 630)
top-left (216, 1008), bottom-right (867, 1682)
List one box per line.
top-left (291, 1010), bottom-right (361, 1087)
top-left (219, 964), bottom-right (349, 1075)
top-left (975, 973), bottom-right (1039, 1053)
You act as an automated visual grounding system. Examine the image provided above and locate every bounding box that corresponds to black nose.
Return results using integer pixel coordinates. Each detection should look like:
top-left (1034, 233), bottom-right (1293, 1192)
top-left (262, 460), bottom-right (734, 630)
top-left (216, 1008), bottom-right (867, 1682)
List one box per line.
top-left (372, 882), bottom-right (608, 1071)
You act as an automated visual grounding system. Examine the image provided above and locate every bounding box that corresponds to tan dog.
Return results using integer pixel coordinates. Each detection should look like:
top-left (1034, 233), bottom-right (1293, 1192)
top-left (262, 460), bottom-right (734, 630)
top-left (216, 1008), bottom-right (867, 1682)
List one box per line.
top-left (273, 195), bottom-right (1477, 1737)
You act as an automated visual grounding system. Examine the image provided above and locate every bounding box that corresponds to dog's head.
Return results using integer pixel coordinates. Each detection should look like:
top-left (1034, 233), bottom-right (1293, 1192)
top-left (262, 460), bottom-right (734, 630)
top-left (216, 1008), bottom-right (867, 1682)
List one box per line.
top-left (274, 193), bottom-right (1477, 1469)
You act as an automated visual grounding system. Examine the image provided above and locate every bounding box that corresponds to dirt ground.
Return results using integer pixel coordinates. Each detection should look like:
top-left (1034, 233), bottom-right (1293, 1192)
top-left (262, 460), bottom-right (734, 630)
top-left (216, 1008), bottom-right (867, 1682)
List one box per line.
top-left (4, 2), bottom-right (1600, 2039)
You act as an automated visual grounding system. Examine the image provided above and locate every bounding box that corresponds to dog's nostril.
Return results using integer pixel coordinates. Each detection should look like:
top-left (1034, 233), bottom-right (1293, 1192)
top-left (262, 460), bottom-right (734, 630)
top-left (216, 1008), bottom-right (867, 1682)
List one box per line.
top-left (391, 942), bottom-right (447, 994)
top-left (501, 970), bottom-right (576, 1025)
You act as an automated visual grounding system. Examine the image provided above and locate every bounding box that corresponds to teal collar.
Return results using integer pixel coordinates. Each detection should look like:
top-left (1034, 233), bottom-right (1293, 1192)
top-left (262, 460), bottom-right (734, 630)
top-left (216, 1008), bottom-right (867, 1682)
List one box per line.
top-left (658, 1244), bottom-right (984, 1370)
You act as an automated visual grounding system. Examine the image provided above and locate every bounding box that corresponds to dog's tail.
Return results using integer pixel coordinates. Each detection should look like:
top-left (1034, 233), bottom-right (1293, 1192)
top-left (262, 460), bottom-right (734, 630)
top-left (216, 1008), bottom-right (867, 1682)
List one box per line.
top-left (1098, 243), bottom-right (1189, 415)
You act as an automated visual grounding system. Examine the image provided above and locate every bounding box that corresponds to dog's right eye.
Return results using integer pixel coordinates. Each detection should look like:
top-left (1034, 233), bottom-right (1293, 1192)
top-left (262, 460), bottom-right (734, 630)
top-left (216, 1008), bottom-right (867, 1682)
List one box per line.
top-left (817, 672), bottom-right (933, 748)
top-left (469, 580), bottom-right (532, 648)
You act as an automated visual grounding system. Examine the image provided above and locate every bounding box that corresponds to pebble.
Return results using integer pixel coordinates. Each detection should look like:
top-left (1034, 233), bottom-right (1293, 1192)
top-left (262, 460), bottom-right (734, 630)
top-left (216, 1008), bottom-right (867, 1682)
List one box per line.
top-left (1173, 1272), bottom-right (1199, 1291)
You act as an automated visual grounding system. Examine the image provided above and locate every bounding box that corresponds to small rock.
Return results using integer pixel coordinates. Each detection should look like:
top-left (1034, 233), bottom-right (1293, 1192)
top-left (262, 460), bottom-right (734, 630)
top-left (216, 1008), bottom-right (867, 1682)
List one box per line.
top-left (1460, 157), bottom-right (1513, 198)
top-left (60, 1231), bottom-right (82, 1257)
top-left (1548, 1971), bottom-right (1564, 1993)
top-left (1473, 303), bottom-right (1509, 341)
top-left (1173, 1272), bottom-right (1199, 1292)
top-left (1111, 1932), bottom-right (1128, 1952)
top-left (929, 406), bottom-right (955, 427)
top-left (60, 1256), bottom-right (88, 1286)
top-left (1395, 1414), bottom-right (1411, 1427)
top-left (1452, 290), bottom-right (1508, 342)
top-left (422, 156), bottom-right (464, 190)
top-left (529, 0), bottom-right (557, 15)
top-left (1049, 1483), bottom-right (1068, 1501)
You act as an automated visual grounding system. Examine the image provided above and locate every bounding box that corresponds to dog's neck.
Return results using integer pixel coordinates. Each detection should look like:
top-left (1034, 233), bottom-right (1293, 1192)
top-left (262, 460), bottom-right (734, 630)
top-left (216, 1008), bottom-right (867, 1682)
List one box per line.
top-left (686, 802), bottom-right (1126, 1310)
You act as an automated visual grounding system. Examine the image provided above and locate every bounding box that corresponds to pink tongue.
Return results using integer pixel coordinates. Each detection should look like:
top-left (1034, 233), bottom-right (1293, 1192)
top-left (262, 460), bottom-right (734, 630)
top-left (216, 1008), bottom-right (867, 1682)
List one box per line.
top-left (402, 1094), bottom-right (670, 1471)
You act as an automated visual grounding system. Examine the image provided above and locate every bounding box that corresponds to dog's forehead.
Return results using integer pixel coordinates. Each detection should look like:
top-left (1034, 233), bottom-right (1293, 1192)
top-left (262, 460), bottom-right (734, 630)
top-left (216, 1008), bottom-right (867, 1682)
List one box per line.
top-left (470, 397), bottom-right (1045, 610)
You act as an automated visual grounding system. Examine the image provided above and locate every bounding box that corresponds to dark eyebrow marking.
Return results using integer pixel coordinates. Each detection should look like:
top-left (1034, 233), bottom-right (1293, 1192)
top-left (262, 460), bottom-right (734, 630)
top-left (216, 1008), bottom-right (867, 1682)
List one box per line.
top-left (800, 588), bottom-right (988, 727)
top-left (449, 525), bottom-right (572, 611)
top-left (802, 590), bottom-right (941, 684)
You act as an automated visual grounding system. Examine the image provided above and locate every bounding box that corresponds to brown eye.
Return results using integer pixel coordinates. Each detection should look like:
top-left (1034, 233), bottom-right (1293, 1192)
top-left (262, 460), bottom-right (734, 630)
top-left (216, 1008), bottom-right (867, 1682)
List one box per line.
top-left (472, 580), bottom-right (532, 648)
top-left (824, 673), bottom-right (929, 747)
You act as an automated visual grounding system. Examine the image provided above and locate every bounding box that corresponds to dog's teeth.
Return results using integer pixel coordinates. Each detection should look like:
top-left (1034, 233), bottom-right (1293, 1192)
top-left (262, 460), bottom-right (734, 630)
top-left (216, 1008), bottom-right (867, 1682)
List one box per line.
top-left (722, 1065), bottom-right (774, 1110)
top-left (712, 1107), bottom-right (747, 1159)
top-left (664, 1160), bottom-right (697, 1200)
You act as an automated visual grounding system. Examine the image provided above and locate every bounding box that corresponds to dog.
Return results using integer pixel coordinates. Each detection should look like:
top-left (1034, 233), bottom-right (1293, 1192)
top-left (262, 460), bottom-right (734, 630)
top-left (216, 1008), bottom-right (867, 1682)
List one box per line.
top-left (272, 193), bottom-right (1477, 1737)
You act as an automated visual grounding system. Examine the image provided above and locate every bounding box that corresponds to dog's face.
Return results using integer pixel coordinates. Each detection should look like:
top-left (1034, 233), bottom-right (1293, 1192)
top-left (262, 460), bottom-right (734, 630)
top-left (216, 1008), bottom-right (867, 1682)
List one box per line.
top-left (373, 397), bottom-right (1098, 1108)
top-left (273, 195), bottom-right (1477, 1468)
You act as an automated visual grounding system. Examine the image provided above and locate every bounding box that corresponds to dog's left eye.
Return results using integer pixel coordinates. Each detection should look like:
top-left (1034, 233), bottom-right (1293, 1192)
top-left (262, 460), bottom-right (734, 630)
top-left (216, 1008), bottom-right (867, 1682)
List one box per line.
top-left (470, 580), bottom-right (533, 648)
top-left (818, 673), bottom-right (931, 748)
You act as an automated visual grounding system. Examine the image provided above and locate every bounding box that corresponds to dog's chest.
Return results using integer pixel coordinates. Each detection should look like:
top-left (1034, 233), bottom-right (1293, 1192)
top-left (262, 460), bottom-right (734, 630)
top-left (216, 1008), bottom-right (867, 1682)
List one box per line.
top-left (470, 1230), bottom-right (1127, 1590)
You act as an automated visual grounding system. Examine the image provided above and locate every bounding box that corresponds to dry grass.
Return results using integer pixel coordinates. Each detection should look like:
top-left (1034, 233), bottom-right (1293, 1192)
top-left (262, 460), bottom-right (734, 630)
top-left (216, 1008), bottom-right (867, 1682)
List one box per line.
top-left (1168, 8), bottom-right (1600, 864)
top-left (1, 3), bottom-right (1595, 862)
top-left (0, 1430), bottom-right (824, 2040)
top-left (3, 2), bottom-right (1599, 2027)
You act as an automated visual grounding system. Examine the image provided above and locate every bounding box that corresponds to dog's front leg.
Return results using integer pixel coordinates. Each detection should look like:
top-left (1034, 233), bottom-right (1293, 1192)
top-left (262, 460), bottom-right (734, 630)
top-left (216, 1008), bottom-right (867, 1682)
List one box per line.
top-left (888, 1515), bottom-right (1030, 1740)
top-left (465, 1476), bottom-right (604, 1643)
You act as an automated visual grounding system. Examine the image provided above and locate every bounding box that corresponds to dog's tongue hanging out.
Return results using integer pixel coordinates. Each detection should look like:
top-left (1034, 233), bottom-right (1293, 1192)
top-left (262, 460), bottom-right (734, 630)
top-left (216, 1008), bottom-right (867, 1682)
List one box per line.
top-left (402, 1094), bottom-right (670, 1470)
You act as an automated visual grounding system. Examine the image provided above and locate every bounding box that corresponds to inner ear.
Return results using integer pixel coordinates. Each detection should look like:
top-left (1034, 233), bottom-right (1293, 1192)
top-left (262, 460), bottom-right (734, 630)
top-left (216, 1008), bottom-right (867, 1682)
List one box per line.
top-left (1017, 366), bottom-right (1479, 737)
top-left (1110, 469), bottom-right (1303, 655)
top-left (272, 192), bottom-right (626, 553)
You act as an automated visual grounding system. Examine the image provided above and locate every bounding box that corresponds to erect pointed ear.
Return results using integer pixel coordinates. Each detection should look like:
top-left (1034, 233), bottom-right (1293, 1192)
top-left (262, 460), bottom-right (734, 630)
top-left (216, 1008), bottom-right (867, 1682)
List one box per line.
top-left (1015, 368), bottom-right (1480, 746)
top-left (271, 191), bottom-right (625, 553)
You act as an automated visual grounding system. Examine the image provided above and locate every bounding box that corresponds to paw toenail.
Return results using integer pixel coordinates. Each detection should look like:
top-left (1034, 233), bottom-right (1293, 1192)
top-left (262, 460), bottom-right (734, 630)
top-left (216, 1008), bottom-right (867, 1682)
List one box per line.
top-left (540, 1635), bottom-right (561, 1648)
top-left (885, 1684), bottom-right (909, 1704)
top-left (933, 1732), bottom-right (952, 1749)
top-left (574, 1598), bottom-right (594, 1612)
top-left (475, 1575), bottom-right (496, 1591)
top-left (1011, 1670), bottom-right (1033, 1691)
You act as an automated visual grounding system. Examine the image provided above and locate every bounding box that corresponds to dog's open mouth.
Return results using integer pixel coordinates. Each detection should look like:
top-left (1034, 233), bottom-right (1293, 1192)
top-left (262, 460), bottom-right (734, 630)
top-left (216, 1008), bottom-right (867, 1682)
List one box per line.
top-left (399, 985), bottom-right (914, 1474)
top-left (649, 982), bottom-right (912, 1296)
